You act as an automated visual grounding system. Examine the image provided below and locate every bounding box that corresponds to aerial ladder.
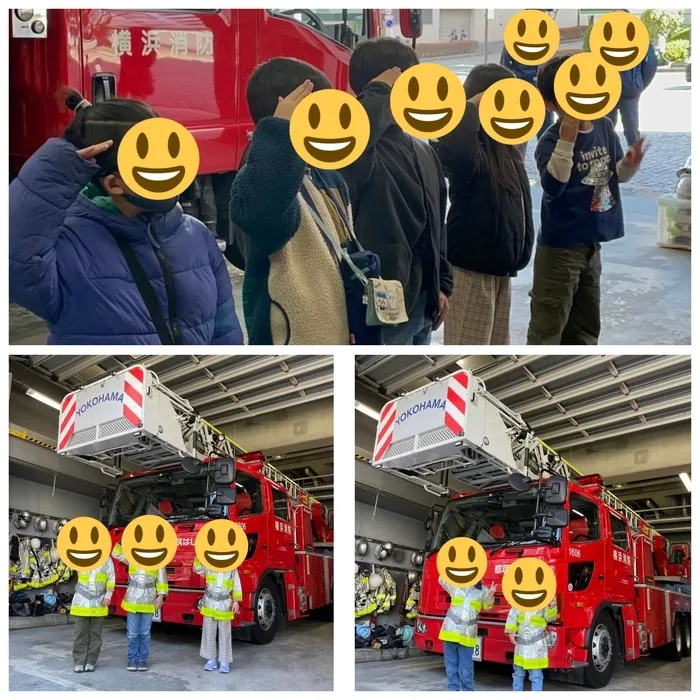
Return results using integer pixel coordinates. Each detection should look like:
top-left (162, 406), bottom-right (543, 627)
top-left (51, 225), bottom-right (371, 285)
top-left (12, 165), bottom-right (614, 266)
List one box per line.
top-left (56, 364), bottom-right (322, 509)
top-left (372, 369), bottom-right (656, 538)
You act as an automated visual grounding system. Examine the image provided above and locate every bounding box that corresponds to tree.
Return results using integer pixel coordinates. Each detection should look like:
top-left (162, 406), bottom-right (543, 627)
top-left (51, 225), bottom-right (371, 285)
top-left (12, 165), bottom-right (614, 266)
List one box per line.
top-left (640, 9), bottom-right (684, 44)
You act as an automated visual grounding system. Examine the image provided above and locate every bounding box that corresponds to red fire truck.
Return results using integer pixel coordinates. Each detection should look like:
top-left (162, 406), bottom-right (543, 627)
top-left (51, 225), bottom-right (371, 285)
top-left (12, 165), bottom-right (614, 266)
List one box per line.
top-left (57, 364), bottom-right (333, 644)
top-left (9, 8), bottom-right (422, 235)
top-left (373, 370), bottom-right (691, 687)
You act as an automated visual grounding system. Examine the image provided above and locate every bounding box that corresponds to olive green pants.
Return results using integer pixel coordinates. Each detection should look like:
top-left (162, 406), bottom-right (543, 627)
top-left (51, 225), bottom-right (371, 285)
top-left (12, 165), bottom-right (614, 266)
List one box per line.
top-left (527, 243), bottom-right (602, 345)
top-left (72, 616), bottom-right (105, 666)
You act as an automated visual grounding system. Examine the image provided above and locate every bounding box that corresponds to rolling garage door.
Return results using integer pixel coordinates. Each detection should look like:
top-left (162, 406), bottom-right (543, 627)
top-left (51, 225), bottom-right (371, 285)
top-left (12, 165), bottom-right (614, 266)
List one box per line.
top-left (438, 9), bottom-right (472, 42)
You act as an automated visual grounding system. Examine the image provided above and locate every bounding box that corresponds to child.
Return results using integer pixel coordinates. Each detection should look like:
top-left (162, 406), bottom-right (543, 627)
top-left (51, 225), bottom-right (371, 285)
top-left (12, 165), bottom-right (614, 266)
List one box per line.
top-left (436, 63), bottom-right (534, 344)
top-left (527, 56), bottom-right (645, 345)
top-left (438, 579), bottom-right (495, 691)
top-left (505, 598), bottom-right (558, 691)
top-left (70, 556), bottom-right (115, 673)
top-left (344, 38), bottom-right (453, 345)
top-left (193, 556), bottom-right (243, 672)
top-left (229, 58), bottom-right (353, 345)
top-left (112, 542), bottom-right (168, 671)
top-left (9, 92), bottom-right (243, 345)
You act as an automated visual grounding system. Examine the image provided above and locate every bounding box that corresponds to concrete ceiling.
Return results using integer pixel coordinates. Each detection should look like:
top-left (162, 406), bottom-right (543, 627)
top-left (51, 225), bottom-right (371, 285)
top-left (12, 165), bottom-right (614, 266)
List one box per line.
top-left (9, 355), bottom-right (334, 505)
top-left (355, 355), bottom-right (691, 536)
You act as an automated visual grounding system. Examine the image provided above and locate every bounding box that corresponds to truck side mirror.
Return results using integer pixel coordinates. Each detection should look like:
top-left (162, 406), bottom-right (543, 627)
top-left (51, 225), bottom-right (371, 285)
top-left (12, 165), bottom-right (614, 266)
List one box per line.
top-left (399, 10), bottom-right (423, 40)
top-left (543, 475), bottom-right (568, 505)
top-left (214, 487), bottom-right (237, 505)
top-left (545, 507), bottom-right (569, 528)
top-left (212, 458), bottom-right (235, 486)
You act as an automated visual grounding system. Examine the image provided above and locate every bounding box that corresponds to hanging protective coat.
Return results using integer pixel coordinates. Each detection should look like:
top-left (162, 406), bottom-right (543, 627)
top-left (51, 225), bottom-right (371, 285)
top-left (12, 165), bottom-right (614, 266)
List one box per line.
top-left (354, 573), bottom-right (377, 618)
top-left (404, 581), bottom-right (421, 620)
top-left (505, 600), bottom-right (558, 670)
top-left (112, 543), bottom-right (168, 613)
top-left (438, 580), bottom-right (495, 647)
top-left (193, 558), bottom-right (242, 620)
top-left (70, 559), bottom-right (116, 616)
top-left (374, 568), bottom-right (397, 615)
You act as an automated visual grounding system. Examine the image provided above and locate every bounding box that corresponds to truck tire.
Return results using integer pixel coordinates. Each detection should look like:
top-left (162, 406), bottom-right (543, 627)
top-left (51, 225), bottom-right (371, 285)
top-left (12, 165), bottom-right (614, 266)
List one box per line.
top-left (582, 611), bottom-right (617, 688)
top-left (681, 616), bottom-right (691, 657)
top-left (667, 616), bottom-right (684, 661)
top-left (250, 576), bottom-right (280, 645)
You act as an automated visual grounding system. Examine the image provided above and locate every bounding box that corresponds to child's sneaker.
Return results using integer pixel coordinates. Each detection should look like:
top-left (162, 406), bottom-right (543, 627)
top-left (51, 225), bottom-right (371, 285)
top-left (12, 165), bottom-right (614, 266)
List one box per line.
top-left (204, 659), bottom-right (218, 671)
top-left (84, 664), bottom-right (95, 673)
top-left (219, 663), bottom-right (230, 674)
top-left (137, 664), bottom-right (149, 672)
top-left (127, 663), bottom-right (138, 672)
top-left (73, 665), bottom-right (84, 673)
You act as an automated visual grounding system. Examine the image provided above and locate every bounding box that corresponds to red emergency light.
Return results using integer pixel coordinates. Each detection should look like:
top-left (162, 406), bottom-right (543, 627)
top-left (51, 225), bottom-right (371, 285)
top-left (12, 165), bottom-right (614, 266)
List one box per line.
top-left (576, 473), bottom-right (606, 487)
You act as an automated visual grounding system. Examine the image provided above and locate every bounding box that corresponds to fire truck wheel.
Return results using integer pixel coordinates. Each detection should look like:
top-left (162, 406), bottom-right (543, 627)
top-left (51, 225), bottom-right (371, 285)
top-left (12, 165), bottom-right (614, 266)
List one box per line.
top-left (668, 616), bottom-right (684, 661)
top-left (582, 611), bottom-right (617, 688)
top-left (251, 576), bottom-right (280, 645)
top-left (681, 615), bottom-right (691, 657)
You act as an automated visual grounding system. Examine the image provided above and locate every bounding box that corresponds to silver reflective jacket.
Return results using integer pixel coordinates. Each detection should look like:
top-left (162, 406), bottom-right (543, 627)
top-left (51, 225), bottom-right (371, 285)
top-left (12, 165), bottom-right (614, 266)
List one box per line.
top-left (112, 543), bottom-right (168, 614)
top-left (193, 558), bottom-right (243, 621)
top-left (438, 580), bottom-right (495, 648)
top-left (505, 601), bottom-right (558, 670)
top-left (70, 558), bottom-right (115, 617)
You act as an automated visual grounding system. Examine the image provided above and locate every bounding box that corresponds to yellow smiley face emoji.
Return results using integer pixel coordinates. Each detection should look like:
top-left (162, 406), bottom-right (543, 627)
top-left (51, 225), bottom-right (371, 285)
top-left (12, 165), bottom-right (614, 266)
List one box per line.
top-left (57, 517), bottom-right (112, 572)
top-left (503, 10), bottom-right (560, 66)
top-left (120, 514), bottom-right (177, 570)
top-left (436, 537), bottom-right (488, 588)
top-left (194, 520), bottom-right (248, 572)
top-left (501, 557), bottom-right (557, 612)
top-left (390, 63), bottom-right (466, 139)
top-left (589, 11), bottom-right (650, 70)
top-left (554, 53), bottom-right (622, 120)
top-left (479, 78), bottom-right (546, 145)
top-left (117, 117), bottom-right (200, 200)
top-left (289, 89), bottom-right (370, 169)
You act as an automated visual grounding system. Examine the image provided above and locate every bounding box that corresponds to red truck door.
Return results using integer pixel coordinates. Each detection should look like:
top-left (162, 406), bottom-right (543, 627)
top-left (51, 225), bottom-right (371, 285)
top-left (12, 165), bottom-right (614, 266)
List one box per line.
top-left (77, 9), bottom-right (240, 174)
top-left (267, 483), bottom-right (296, 572)
top-left (566, 493), bottom-right (607, 609)
top-left (605, 510), bottom-right (635, 603)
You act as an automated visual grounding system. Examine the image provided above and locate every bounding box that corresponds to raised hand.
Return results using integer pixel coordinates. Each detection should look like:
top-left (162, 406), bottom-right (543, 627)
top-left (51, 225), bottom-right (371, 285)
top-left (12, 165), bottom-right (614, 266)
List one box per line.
top-left (371, 67), bottom-right (402, 87)
top-left (76, 140), bottom-right (113, 162)
top-left (274, 80), bottom-right (314, 121)
top-left (622, 137), bottom-right (646, 168)
top-left (558, 115), bottom-right (580, 144)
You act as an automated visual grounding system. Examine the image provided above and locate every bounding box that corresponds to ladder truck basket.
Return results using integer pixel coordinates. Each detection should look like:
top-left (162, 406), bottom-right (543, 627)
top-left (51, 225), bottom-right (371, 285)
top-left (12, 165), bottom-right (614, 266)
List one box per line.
top-left (56, 365), bottom-right (216, 470)
top-left (372, 370), bottom-right (535, 492)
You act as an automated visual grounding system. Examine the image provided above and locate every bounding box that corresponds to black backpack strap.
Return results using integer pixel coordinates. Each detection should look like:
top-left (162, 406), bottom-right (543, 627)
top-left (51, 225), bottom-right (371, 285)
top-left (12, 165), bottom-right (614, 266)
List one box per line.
top-left (112, 235), bottom-right (175, 345)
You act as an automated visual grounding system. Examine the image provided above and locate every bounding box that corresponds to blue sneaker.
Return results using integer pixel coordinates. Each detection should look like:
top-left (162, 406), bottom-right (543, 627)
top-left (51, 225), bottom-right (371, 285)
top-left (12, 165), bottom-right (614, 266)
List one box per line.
top-left (204, 659), bottom-right (218, 671)
top-left (219, 663), bottom-right (230, 674)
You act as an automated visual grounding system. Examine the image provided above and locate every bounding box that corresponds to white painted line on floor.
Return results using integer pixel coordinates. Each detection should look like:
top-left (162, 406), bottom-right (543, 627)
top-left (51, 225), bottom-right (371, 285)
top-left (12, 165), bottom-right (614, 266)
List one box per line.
top-left (9, 662), bottom-right (94, 691)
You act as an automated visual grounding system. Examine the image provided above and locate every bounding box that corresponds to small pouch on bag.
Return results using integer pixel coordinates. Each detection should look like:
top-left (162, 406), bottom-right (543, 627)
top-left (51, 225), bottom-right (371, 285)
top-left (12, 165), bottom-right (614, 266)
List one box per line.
top-left (365, 278), bottom-right (409, 327)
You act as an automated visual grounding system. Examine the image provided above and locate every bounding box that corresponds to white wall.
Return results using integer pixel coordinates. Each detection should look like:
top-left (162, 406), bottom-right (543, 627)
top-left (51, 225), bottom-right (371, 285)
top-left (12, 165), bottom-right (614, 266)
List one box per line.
top-left (9, 475), bottom-right (100, 524)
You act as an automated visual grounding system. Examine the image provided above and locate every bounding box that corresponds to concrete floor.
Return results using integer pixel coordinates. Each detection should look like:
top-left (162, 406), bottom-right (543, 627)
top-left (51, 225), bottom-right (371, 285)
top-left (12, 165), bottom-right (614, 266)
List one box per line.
top-left (8, 617), bottom-right (332, 691)
top-left (356, 653), bottom-right (691, 691)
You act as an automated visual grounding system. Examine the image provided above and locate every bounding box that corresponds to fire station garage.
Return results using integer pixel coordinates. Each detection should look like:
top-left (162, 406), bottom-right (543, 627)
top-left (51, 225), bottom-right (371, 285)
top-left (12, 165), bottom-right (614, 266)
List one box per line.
top-left (355, 355), bottom-right (691, 692)
top-left (8, 354), bottom-right (334, 691)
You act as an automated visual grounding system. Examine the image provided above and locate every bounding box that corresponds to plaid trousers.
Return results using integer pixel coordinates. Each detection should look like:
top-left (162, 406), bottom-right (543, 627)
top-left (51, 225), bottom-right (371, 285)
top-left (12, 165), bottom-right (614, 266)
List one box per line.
top-left (200, 615), bottom-right (233, 663)
top-left (444, 268), bottom-right (512, 345)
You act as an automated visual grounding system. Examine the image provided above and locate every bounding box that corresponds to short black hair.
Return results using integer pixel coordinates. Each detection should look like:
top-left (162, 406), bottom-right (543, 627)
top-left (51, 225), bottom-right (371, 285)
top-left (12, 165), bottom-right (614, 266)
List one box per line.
top-left (62, 91), bottom-right (157, 174)
top-left (349, 37), bottom-right (419, 94)
top-left (464, 63), bottom-right (513, 98)
top-left (247, 57), bottom-right (332, 124)
top-left (536, 55), bottom-right (569, 106)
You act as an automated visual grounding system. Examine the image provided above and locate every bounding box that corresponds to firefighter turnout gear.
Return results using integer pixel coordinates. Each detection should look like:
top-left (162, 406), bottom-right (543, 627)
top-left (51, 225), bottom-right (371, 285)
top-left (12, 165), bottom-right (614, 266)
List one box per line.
top-left (404, 581), bottom-right (421, 619)
top-left (505, 600), bottom-right (558, 670)
top-left (112, 543), bottom-right (168, 614)
top-left (193, 558), bottom-right (242, 621)
top-left (354, 568), bottom-right (396, 618)
top-left (70, 559), bottom-right (116, 617)
top-left (438, 580), bottom-right (495, 648)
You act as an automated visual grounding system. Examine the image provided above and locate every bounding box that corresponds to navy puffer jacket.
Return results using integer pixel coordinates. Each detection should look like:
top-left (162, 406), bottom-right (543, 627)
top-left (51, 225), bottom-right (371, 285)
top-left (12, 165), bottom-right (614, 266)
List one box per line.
top-left (10, 139), bottom-right (243, 345)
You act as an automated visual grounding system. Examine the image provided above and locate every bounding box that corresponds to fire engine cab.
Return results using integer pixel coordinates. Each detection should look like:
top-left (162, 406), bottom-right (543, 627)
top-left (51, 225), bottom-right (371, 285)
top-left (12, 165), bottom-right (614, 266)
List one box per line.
top-left (57, 365), bottom-right (333, 644)
top-left (373, 370), bottom-right (691, 687)
top-left (9, 8), bottom-right (423, 239)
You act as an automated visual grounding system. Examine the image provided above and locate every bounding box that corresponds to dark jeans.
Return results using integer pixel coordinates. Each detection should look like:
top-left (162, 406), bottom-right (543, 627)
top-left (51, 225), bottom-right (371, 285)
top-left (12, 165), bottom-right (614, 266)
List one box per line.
top-left (527, 243), bottom-right (602, 345)
top-left (382, 292), bottom-right (432, 345)
top-left (72, 616), bottom-right (105, 666)
top-left (126, 612), bottom-right (153, 665)
top-left (608, 96), bottom-right (641, 148)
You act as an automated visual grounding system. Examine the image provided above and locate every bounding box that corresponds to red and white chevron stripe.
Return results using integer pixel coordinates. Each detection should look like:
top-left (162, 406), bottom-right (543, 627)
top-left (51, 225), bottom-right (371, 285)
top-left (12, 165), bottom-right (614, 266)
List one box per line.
top-left (444, 371), bottom-right (469, 436)
top-left (58, 392), bottom-right (77, 451)
top-left (373, 400), bottom-right (397, 463)
top-left (123, 366), bottom-right (145, 427)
